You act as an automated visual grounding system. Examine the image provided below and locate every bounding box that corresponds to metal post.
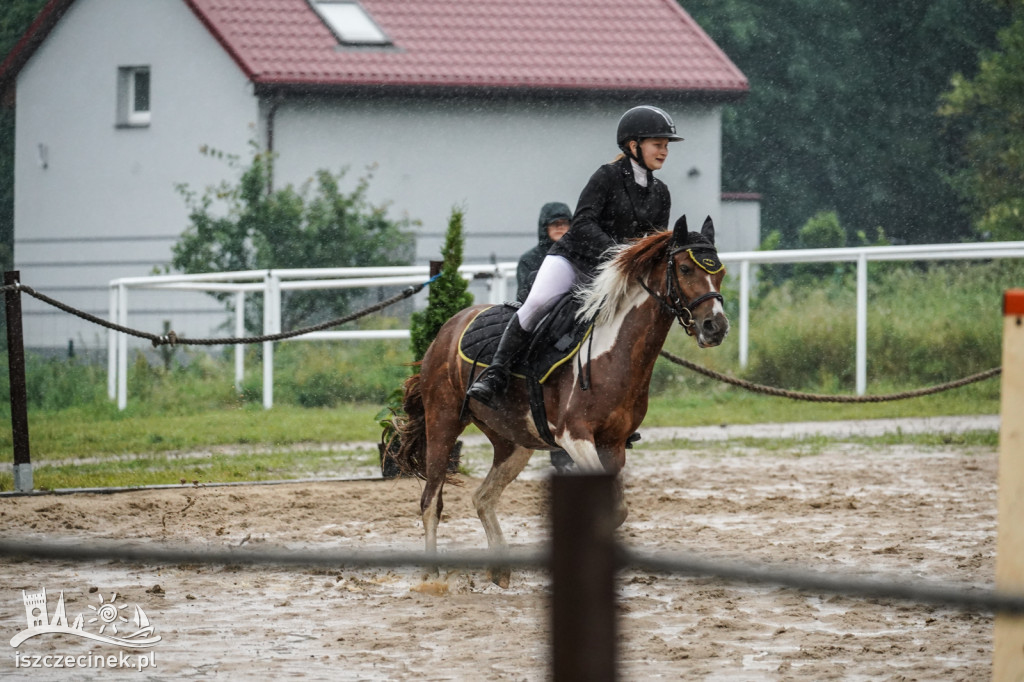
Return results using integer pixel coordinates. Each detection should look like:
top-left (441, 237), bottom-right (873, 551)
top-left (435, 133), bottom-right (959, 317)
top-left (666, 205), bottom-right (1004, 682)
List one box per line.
top-left (739, 259), bottom-right (750, 368)
top-left (262, 273), bottom-right (279, 409)
top-left (107, 285), bottom-right (117, 400)
top-left (550, 474), bottom-right (618, 682)
top-left (234, 290), bottom-right (245, 391)
top-left (117, 283), bottom-right (128, 410)
top-left (5, 271), bottom-right (32, 492)
top-left (856, 253), bottom-right (868, 395)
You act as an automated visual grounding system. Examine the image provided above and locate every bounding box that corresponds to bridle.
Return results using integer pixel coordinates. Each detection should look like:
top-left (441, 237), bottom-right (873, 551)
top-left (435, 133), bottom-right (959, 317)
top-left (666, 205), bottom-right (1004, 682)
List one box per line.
top-left (638, 242), bottom-right (724, 335)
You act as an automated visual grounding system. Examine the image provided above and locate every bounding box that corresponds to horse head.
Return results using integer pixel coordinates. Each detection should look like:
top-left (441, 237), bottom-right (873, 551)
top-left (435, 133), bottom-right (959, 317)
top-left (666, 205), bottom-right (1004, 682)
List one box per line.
top-left (666, 215), bottom-right (729, 348)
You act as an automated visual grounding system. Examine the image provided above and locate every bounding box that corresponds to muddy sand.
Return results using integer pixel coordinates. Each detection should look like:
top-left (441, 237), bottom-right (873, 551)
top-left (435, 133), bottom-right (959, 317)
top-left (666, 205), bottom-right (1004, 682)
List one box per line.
top-left (0, 416), bottom-right (1000, 680)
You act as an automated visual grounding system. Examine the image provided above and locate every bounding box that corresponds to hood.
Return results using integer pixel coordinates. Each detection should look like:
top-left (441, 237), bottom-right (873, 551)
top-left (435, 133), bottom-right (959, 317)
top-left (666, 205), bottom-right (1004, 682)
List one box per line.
top-left (537, 202), bottom-right (572, 246)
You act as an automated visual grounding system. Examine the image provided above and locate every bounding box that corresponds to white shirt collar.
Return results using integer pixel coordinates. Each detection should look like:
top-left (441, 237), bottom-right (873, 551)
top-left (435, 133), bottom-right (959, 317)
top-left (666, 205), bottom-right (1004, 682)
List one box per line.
top-left (630, 158), bottom-right (649, 187)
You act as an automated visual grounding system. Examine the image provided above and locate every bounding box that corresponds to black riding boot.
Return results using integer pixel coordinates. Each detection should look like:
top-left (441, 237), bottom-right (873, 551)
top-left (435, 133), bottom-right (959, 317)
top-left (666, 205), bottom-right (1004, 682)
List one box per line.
top-left (467, 314), bottom-right (531, 408)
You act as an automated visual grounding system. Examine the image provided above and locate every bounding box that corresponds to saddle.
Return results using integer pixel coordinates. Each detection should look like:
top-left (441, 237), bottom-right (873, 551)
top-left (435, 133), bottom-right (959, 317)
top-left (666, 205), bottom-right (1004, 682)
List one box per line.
top-left (459, 295), bottom-right (593, 449)
top-left (458, 294), bottom-right (592, 383)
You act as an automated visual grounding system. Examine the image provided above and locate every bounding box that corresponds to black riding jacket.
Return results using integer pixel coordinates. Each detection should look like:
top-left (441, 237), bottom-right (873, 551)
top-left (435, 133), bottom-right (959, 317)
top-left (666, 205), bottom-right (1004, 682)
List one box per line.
top-left (549, 155), bottom-right (671, 274)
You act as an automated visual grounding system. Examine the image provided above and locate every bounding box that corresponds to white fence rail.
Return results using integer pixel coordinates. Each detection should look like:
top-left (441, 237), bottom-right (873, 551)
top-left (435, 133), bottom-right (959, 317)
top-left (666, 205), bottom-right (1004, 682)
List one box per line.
top-left (108, 241), bottom-right (1024, 409)
top-left (107, 264), bottom-right (517, 410)
top-left (721, 241), bottom-right (1024, 395)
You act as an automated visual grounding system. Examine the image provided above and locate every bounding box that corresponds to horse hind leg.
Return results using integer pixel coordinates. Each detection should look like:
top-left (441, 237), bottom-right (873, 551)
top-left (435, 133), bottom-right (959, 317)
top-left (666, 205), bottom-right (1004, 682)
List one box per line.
top-left (419, 420), bottom-right (465, 563)
top-left (472, 441), bottom-right (533, 588)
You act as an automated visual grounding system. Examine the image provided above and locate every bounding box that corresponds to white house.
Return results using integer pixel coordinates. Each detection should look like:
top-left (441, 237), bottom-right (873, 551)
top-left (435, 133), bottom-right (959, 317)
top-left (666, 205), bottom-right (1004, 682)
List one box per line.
top-left (0, 0), bottom-right (751, 352)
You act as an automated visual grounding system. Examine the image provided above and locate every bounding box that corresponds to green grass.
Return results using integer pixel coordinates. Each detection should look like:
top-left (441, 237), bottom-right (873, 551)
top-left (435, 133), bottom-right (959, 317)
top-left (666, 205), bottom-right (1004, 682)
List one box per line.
top-left (639, 429), bottom-right (999, 456)
top-left (0, 446), bottom-right (382, 492)
top-left (641, 376), bottom-right (999, 427)
top-left (15, 403), bottom-right (384, 461)
top-left (0, 422), bottom-right (998, 493)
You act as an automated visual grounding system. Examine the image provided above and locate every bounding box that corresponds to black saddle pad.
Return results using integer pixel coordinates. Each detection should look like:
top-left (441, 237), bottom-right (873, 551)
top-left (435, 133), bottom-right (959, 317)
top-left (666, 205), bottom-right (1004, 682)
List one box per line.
top-left (458, 295), bottom-right (592, 383)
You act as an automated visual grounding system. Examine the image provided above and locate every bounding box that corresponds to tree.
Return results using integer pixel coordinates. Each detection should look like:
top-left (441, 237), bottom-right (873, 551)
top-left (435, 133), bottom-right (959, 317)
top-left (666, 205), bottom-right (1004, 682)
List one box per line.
top-left (408, 207), bottom-right (474, 361)
top-left (682, 0), bottom-right (1008, 246)
top-left (378, 206), bottom-right (472, 478)
top-left (172, 143), bottom-right (416, 332)
top-left (939, 3), bottom-right (1024, 240)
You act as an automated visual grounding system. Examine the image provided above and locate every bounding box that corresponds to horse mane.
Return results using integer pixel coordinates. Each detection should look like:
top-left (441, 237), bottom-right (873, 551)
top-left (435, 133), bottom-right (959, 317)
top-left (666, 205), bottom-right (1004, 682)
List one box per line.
top-left (575, 229), bottom-right (713, 326)
top-left (575, 231), bottom-right (671, 325)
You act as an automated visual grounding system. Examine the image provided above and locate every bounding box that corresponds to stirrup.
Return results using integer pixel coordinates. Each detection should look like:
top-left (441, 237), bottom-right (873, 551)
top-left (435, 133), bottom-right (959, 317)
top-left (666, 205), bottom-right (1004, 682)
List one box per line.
top-left (467, 366), bottom-right (508, 408)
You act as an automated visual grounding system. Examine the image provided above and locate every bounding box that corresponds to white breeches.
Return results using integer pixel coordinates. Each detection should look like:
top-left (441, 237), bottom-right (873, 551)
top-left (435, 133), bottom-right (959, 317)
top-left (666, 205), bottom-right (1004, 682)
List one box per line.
top-left (517, 255), bottom-right (578, 332)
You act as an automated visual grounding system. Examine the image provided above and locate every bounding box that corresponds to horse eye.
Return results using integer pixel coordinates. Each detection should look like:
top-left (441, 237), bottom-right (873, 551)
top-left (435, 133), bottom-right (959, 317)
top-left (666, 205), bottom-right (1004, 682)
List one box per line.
top-left (678, 264), bottom-right (691, 275)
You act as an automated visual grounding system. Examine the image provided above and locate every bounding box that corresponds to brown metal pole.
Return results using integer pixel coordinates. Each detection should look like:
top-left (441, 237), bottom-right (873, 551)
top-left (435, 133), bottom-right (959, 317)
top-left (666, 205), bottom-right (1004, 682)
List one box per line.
top-left (550, 474), bottom-right (618, 682)
top-left (4, 271), bottom-right (32, 492)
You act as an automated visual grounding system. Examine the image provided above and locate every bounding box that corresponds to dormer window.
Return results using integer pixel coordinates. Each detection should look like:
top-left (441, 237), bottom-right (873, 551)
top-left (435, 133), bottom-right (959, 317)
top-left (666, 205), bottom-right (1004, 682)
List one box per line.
top-left (117, 66), bottom-right (150, 127)
top-left (311, 1), bottom-right (390, 46)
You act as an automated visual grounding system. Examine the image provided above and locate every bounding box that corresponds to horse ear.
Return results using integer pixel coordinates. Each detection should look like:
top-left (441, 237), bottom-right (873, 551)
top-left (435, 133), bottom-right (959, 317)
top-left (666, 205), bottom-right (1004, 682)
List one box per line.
top-left (671, 215), bottom-right (688, 245)
top-left (700, 215), bottom-right (716, 245)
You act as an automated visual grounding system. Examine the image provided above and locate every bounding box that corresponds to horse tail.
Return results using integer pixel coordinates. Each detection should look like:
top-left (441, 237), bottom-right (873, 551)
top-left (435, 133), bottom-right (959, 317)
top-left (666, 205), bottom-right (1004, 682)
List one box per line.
top-left (390, 371), bottom-right (428, 478)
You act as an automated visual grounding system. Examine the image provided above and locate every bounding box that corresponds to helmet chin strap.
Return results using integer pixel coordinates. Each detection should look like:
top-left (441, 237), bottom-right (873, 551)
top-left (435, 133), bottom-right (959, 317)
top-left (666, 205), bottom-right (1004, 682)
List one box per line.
top-left (627, 139), bottom-right (654, 187)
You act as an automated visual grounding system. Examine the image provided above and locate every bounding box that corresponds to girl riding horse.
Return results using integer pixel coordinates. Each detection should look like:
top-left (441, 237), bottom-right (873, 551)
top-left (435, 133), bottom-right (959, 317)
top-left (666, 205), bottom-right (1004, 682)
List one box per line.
top-left (466, 105), bottom-right (685, 407)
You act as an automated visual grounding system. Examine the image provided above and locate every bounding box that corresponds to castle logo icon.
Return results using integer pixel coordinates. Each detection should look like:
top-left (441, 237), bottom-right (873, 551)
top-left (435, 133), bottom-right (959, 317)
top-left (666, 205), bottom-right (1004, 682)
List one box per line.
top-left (11, 588), bottom-right (162, 649)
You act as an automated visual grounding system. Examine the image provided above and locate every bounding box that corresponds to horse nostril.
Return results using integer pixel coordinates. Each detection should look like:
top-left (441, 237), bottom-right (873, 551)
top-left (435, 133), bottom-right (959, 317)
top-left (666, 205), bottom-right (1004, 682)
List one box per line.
top-left (702, 319), bottom-right (718, 335)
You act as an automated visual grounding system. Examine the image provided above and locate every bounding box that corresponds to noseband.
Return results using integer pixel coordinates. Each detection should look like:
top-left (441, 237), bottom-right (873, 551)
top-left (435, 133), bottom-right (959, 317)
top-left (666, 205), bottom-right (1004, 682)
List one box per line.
top-left (638, 243), bottom-right (724, 335)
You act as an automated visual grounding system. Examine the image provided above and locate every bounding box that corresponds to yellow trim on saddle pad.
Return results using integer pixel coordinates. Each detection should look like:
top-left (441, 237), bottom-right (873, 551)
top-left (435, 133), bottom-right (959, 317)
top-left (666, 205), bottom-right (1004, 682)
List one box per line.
top-left (537, 325), bottom-right (592, 384)
top-left (457, 306), bottom-right (493, 367)
top-left (457, 306), bottom-right (594, 384)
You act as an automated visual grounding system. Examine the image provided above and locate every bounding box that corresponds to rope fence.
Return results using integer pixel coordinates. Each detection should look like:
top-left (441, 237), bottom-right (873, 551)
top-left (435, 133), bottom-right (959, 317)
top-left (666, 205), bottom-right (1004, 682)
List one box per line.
top-left (1, 277), bottom-right (1002, 400)
top-left (659, 350), bottom-right (1002, 403)
top-left (1, 278), bottom-right (433, 347)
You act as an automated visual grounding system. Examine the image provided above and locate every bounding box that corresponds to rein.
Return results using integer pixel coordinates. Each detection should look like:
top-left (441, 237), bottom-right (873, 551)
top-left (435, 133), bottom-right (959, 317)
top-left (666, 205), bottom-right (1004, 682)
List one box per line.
top-left (638, 244), bottom-right (724, 335)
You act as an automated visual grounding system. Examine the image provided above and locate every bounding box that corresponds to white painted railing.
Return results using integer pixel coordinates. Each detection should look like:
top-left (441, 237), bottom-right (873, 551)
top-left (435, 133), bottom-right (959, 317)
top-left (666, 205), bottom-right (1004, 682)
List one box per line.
top-left (721, 241), bottom-right (1024, 394)
top-left (107, 264), bottom-right (517, 410)
top-left (108, 241), bottom-right (1024, 409)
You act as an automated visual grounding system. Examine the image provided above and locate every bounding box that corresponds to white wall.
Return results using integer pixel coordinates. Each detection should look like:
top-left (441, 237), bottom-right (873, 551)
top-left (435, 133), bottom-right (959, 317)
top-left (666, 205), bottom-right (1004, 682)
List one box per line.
top-left (719, 196), bottom-right (762, 253)
top-left (13, 0), bottom-right (257, 349)
top-left (270, 96), bottom-right (725, 265)
top-left (10, 0), bottom-right (737, 352)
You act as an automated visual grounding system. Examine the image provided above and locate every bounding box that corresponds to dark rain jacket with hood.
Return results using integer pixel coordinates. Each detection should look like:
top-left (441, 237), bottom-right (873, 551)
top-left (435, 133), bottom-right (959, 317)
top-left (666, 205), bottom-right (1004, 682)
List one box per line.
top-left (516, 201), bottom-right (573, 302)
top-left (549, 155), bottom-right (671, 275)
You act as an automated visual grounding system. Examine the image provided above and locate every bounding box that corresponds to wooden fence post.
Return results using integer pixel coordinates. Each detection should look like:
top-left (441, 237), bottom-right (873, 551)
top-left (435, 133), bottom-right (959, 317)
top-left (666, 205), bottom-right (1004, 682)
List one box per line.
top-left (550, 474), bottom-right (618, 682)
top-left (995, 288), bottom-right (1024, 679)
top-left (4, 271), bottom-right (32, 492)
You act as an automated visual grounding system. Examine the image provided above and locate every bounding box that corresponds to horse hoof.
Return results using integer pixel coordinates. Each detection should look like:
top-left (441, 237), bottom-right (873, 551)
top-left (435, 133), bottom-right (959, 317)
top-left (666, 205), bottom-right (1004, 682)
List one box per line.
top-left (487, 567), bottom-right (511, 588)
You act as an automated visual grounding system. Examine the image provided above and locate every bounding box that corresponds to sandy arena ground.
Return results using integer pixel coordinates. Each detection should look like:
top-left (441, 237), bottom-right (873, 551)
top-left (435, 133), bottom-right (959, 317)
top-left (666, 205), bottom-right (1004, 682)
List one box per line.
top-left (0, 416), bottom-right (1001, 680)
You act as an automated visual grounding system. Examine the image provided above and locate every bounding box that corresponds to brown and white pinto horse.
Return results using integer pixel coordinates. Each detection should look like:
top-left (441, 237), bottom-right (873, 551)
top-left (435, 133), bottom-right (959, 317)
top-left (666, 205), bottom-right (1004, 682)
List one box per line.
top-left (392, 215), bottom-right (728, 586)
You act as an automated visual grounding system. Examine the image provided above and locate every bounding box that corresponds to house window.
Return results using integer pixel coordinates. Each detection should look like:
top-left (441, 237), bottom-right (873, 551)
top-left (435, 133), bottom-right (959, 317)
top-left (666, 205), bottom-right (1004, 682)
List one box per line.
top-left (117, 66), bottom-right (151, 127)
top-left (311, 1), bottom-right (390, 46)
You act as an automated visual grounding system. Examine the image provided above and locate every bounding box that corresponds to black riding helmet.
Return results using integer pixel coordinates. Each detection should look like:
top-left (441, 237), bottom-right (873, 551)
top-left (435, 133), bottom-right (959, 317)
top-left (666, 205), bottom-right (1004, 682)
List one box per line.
top-left (616, 105), bottom-right (685, 170)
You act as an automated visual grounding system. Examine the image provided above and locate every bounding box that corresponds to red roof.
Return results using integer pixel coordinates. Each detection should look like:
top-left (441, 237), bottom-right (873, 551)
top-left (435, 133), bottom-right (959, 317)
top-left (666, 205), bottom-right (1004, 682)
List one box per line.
top-left (3, 0), bottom-right (748, 97)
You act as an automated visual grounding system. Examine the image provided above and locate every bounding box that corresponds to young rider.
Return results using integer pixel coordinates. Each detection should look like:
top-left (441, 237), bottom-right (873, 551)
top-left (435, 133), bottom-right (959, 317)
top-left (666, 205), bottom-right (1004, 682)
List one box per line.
top-left (467, 105), bottom-right (684, 407)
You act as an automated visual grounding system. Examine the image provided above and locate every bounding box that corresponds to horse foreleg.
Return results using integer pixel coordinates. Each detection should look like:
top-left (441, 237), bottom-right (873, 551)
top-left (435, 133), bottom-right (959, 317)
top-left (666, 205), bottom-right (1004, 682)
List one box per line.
top-left (557, 435), bottom-right (603, 473)
top-left (612, 470), bottom-right (628, 528)
top-left (472, 443), bottom-right (533, 588)
top-left (559, 437), bottom-right (630, 527)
